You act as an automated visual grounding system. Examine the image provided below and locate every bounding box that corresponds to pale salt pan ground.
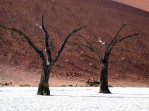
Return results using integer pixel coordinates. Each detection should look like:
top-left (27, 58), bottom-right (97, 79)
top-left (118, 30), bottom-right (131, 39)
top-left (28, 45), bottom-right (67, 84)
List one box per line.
top-left (0, 87), bottom-right (149, 111)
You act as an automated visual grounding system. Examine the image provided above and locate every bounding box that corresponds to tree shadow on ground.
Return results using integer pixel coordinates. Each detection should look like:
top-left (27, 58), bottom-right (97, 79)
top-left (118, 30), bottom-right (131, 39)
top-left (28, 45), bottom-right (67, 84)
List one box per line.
top-left (50, 94), bottom-right (149, 99)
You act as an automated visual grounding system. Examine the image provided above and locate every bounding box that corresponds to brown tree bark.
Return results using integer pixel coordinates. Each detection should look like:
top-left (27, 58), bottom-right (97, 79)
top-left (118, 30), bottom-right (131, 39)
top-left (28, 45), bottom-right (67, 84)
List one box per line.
top-left (73, 23), bottom-right (139, 94)
top-left (37, 64), bottom-right (51, 95)
top-left (0, 16), bottom-right (85, 96)
top-left (37, 78), bottom-right (50, 95)
top-left (99, 53), bottom-right (111, 93)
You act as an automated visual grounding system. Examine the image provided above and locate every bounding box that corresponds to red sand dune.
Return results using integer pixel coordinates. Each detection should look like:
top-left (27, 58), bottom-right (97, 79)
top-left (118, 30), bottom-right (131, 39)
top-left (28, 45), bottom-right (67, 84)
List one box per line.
top-left (0, 0), bottom-right (149, 86)
top-left (113, 0), bottom-right (149, 12)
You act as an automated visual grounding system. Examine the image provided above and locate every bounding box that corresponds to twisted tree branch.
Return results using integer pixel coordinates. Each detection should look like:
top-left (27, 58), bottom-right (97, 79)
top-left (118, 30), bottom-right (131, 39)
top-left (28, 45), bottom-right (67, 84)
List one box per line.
top-left (116, 33), bottom-right (139, 44)
top-left (0, 25), bottom-right (45, 60)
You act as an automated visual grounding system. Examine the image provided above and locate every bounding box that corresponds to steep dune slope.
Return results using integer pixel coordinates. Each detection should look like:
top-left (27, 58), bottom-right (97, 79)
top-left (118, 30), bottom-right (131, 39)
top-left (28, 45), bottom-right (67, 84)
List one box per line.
top-left (0, 0), bottom-right (149, 86)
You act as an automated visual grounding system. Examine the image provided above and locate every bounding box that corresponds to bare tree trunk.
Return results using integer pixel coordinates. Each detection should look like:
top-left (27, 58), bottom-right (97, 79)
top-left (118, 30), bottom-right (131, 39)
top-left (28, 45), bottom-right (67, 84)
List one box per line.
top-left (71, 24), bottom-right (139, 94)
top-left (37, 63), bottom-right (51, 95)
top-left (99, 53), bottom-right (111, 93)
top-left (37, 79), bottom-right (50, 95)
top-left (0, 20), bottom-right (85, 96)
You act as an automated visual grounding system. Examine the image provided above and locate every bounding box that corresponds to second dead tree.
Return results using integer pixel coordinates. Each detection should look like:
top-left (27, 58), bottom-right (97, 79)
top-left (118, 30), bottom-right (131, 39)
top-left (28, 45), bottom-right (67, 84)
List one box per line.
top-left (73, 24), bottom-right (139, 93)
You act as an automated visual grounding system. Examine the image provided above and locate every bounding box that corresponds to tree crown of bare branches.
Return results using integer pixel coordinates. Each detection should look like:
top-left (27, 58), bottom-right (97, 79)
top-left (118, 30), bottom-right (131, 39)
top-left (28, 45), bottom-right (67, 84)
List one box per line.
top-left (72, 23), bottom-right (139, 61)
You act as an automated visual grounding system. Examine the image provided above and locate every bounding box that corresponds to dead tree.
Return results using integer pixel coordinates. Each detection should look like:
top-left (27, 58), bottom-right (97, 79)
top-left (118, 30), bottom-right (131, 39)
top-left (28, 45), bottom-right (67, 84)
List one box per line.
top-left (73, 23), bottom-right (139, 93)
top-left (0, 16), bottom-right (85, 95)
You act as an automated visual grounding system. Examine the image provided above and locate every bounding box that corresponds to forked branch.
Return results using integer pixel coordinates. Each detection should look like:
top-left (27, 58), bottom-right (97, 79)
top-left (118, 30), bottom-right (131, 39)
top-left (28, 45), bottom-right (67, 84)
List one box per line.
top-left (41, 15), bottom-right (52, 64)
top-left (52, 26), bottom-right (86, 64)
top-left (72, 35), bottom-right (101, 62)
top-left (107, 23), bottom-right (127, 51)
top-left (106, 24), bottom-right (139, 53)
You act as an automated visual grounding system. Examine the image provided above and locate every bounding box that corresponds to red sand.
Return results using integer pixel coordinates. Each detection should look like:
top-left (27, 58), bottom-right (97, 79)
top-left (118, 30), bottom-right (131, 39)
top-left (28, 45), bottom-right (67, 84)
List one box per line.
top-left (0, 0), bottom-right (149, 87)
